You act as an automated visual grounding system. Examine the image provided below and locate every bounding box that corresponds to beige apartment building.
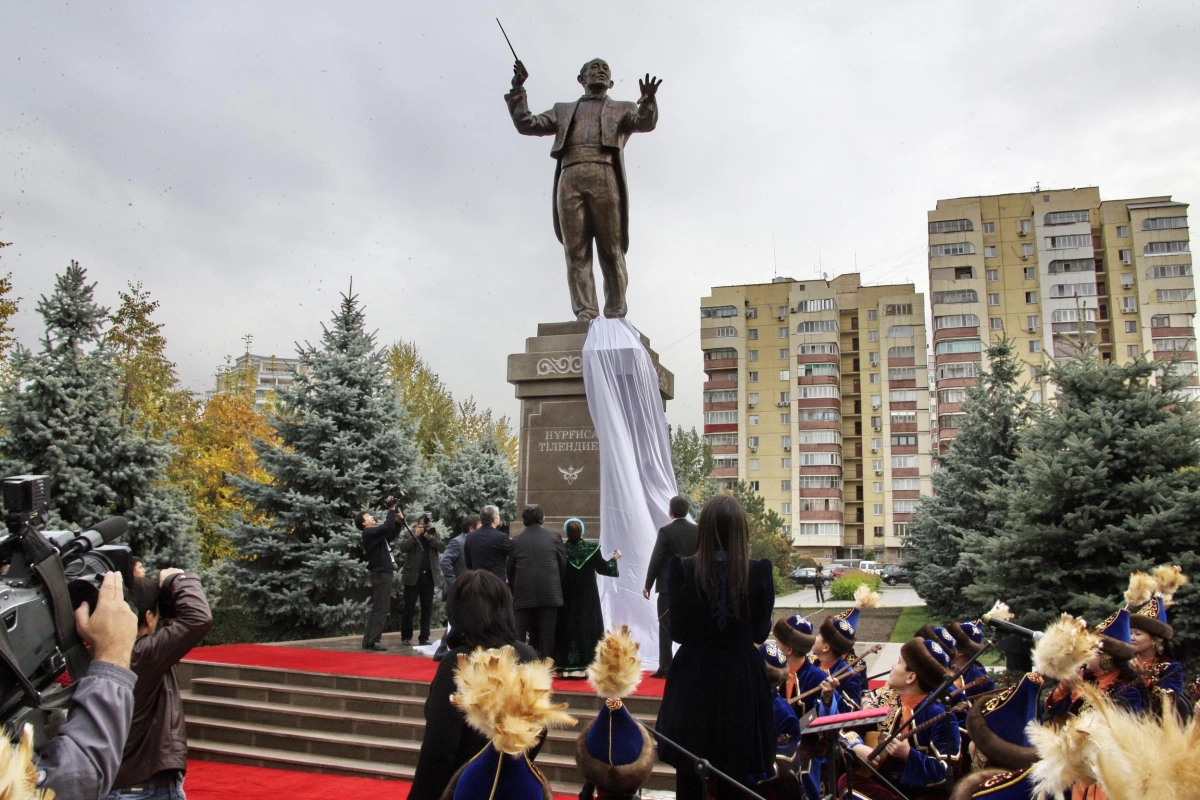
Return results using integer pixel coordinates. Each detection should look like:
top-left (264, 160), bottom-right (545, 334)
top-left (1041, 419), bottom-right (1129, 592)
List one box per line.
top-left (928, 187), bottom-right (1198, 452)
top-left (700, 275), bottom-right (933, 561)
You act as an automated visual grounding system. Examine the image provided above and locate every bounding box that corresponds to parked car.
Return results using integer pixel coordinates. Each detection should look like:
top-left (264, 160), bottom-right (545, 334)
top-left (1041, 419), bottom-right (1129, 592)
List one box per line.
top-left (789, 567), bottom-right (832, 587)
top-left (858, 560), bottom-right (883, 575)
top-left (880, 563), bottom-right (910, 586)
top-left (828, 559), bottom-right (861, 579)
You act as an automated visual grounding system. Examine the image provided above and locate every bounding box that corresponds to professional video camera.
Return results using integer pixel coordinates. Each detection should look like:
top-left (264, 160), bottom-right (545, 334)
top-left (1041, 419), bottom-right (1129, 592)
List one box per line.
top-left (376, 486), bottom-right (408, 511)
top-left (0, 475), bottom-right (134, 742)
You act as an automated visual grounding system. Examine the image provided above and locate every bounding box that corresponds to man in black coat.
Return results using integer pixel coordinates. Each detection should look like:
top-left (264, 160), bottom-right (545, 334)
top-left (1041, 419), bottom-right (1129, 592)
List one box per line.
top-left (642, 496), bottom-right (699, 676)
top-left (507, 505), bottom-right (567, 659)
top-left (398, 515), bottom-right (446, 646)
top-left (356, 500), bottom-right (403, 651)
top-left (463, 504), bottom-right (511, 581)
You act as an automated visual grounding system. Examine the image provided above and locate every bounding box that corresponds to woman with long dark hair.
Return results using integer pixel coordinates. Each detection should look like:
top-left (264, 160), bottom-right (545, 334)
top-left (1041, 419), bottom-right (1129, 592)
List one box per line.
top-left (408, 570), bottom-right (542, 800)
top-left (655, 494), bottom-right (776, 799)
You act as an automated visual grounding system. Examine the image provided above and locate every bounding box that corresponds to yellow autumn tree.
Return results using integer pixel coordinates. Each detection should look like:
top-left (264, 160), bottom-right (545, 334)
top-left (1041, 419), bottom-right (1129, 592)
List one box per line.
top-left (170, 360), bottom-right (277, 564)
top-left (455, 397), bottom-right (518, 469)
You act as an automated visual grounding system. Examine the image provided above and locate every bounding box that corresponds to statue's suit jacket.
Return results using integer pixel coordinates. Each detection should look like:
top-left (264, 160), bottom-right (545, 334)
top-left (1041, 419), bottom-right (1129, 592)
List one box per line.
top-left (504, 88), bottom-right (658, 254)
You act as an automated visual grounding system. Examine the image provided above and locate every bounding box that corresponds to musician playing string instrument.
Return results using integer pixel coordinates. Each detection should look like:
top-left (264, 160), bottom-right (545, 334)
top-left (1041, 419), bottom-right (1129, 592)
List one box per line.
top-left (837, 638), bottom-right (960, 800)
top-left (813, 584), bottom-right (881, 711)
top-left (1124, 566), bottom-right (1189, 721)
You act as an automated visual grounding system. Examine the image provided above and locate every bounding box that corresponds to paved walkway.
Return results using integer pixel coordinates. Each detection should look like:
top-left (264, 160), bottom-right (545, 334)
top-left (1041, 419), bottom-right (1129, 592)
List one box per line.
top-left (776, 583), bottom-right (923, 608)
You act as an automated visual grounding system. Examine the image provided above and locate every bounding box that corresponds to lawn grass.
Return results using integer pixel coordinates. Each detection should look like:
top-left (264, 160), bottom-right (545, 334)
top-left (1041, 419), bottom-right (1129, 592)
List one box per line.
top-left (889, 606), bottom-right (938, 643)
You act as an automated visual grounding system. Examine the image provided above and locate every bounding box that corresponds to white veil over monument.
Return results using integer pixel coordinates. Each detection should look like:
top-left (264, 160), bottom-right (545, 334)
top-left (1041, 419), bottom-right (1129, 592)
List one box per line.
top-left (582, 317), bottom-right (680, 670)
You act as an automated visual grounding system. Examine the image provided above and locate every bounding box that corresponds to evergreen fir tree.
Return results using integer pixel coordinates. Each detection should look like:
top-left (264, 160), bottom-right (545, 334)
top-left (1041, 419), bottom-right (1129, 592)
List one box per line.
top-left (0, 262), bottom-right (197, 569)
top-left (905, 339), bottom-right (1029, 621)
top-left (968, 353), bottom-right (1200, 660)
top-left (224, 290), bottom-right (429, 641)
top-left (428, 433), bottom-right (517, 530)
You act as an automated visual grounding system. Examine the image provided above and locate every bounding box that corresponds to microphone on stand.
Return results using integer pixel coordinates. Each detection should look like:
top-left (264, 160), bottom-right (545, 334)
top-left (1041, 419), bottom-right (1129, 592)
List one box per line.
top-left (981, 613), bottom-right (1044, 642)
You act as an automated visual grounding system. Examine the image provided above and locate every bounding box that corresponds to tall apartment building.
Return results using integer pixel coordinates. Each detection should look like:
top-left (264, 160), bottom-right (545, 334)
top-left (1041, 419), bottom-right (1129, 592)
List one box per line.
top-left (700, 275), bottom-right (933, 561)
top-left (210, 353), bottom-right (305, 411)
top-left (928, 187), bottom-right (1198, 452)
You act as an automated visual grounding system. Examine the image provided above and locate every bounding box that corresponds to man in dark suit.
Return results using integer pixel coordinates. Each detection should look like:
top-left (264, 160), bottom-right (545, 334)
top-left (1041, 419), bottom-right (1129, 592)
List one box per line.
top-left (642, 496), bottom-right (699, 676)
top-left (398, 515), bottom-right (446, 646)
top-left (463, 505), bottom-right (510, 581)
top-left (356, 499), bottom-right (403, 651)
top-left (507, 505), bottom-right (567, 659)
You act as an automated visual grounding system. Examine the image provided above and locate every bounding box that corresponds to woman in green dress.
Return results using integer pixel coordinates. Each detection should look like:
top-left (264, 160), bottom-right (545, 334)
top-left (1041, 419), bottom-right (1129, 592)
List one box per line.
top-left (553, 518), bottom-right (621, 677)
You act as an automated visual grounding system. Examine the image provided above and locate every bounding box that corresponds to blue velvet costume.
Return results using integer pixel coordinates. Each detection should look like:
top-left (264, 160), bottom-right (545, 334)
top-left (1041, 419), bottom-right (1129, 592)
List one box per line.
top-left (842, 689), bottom-right (960, 794)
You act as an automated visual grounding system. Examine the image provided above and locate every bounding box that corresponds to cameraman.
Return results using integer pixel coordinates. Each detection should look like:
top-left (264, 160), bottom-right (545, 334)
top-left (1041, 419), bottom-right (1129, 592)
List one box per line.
top-left (355, 497), bottom-right (403, 651)
top-left (398, 516), bottom-right (445, 646)
top-left (107, 568), bottom-right (212, 799)
top-left (35, 571), bottom-right (139, 800)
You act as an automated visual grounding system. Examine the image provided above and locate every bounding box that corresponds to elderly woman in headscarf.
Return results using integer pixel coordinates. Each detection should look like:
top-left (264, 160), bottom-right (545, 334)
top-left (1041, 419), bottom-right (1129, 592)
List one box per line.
top-left (552, 518), bottom-right (620, 678)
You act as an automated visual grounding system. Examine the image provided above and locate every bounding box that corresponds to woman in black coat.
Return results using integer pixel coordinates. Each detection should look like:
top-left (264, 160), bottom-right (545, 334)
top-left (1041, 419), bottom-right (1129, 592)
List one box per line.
top-left (408, 570), bottom-right (542, 800)
top-left (655, 494), bottom-right (776, 800)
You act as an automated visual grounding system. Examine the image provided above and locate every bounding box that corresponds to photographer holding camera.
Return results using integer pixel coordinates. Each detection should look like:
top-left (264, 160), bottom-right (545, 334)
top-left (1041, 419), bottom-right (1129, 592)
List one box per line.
top-left (398, 515), bottom-right (445, 646)
top-left (355, 495), bottom-right (404, 651)
top-left (107, 567), bottom-right (212, 800)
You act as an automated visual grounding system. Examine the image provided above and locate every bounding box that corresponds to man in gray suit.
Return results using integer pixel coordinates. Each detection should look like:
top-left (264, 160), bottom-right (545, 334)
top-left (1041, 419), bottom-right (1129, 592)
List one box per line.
top-left (642, 496), bottom-right (699, 677)
top-left (398, 515), bottom-right (446, 646)
top-left (507, 505), bottom-right (568, 659)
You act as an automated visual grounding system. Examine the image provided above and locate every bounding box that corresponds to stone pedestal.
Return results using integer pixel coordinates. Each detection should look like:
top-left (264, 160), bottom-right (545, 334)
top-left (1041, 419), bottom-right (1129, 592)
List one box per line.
top-left (507, 321), bottom-right (674, 538)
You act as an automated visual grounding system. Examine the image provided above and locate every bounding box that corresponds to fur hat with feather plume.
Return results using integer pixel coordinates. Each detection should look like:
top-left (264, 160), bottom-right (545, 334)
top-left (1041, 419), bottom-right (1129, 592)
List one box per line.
top-left (1130, 565), bottom-right (1189, 641)
top-left (445, 646), bottom-right (576, 800)
top-left (819, 583), bottom-right (880, 655)
top-left (1033, 614), bottom-right (1100, 682)
top-left (575, 626), bottom-right (657, 797)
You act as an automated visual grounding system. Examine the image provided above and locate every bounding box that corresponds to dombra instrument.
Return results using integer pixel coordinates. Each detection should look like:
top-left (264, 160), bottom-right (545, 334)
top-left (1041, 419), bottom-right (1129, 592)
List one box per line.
top-left (789, 644), bottom-right (885, 707)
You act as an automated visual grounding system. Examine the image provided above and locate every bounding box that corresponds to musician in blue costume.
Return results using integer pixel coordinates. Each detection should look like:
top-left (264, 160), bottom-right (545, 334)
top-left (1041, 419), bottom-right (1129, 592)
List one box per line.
top-left (950, 672), bottom-right (1042, 800)
top-left (774, 614), bottom-right (841, 800)
top-left (813, 585), bottom-right (880, 711)
top-left (838, 638), bottom-right (960, 800)
top-left (947, 619), bottom-right (996, 703)
top-left (1125, 566), bottom-right (1189, 720)
top-left (758, 643), bottom-right (803, 763)
top-left (1044, 607), bottom-right (1145, 721)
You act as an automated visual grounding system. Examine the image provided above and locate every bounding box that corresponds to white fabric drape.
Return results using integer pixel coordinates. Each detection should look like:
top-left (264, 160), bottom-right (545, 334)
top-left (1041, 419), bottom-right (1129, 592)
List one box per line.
top-left (582, 317), bottom-right (680, 670)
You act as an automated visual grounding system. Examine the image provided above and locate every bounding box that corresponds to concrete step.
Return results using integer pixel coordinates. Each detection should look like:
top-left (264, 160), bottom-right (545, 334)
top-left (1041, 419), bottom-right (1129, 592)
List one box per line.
top-left (186, 715), bottom-right (675, 790)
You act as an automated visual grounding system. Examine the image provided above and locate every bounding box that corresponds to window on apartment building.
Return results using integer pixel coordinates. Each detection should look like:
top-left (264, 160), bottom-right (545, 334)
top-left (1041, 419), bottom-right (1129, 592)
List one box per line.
top-left (748, 458), bottom-right (759, 470)
top-left (933, 289), bottom-right (978, 305)
top-left (954, 267), bottom-right (974, 280)
top-left (886, 303), bottom-right (915, 316)
top-left (745, 308), bottom-right (758, 319)
top-left (1119, 249), bottom-right (1132, 264)
top-left (778, 326), bottom-right (789, 338)
top-left (867, 353), bottom-right (879, 367)
top-left (1023, 267), bottom-right (1036, 281)
top-left (700, 305), bottom-right (739, 319)
top-left (798, 342), bottom-right (840, 356)
top-left (1121, 273), bottom-right (1134, 289)
top-left (892, 455), bottom-right (918, 469)
top-left (936, 362), bottom-right (980, 381)
top-left (1128, 345), bottom-right (1140, 358)
top-left (893, 478), bottom-right (921, 491)
top-left (704, 390), bottom-right (739, 403)
top-left (748, 481), bottom-right (759, 492)
top-left (781, 479), bottom-right (791, 491)
top-left (747, 436), bottom-right (760, 448)
top-left (780, 391), bottom-right (790, 404)
top-left (713, 456), bottom-right (739, 469)
top-left (1030, 341), bottom-right (1042, 353)
top-left (871, 415), bottom-right (882, 430)
top-left (714, 326), bottom-right (736, 338)
top-left (988, 293), bottom-right (1000, 306)
top-left (781, 502), bottom-right (791, 514)
top-left (1122, 296), bottom-right (1138, 312)
top-left (1022, 244), bottom-right (1034, 258)
top-left (703, 411), bottom-right (738, 424)
top-left (1157, 288), bottom-right (1196, 302)
top-left (872, 504), bottom-right (884, 516)
top-left (795, 298), bottom-right (837, 313)
top-left (797, 409), bottom-right (840, 422)
top-left (1143, 216), bottom-right (1188, 231)
top-left (889, 389), bottom-right (918, 402)
top-left (870, 373), bottom-right (880, 384)
top-left (887, 326), bottom-right (915, 338)
top-left (1019, 219), bottom-right (1032, 235)
top-left (929, 219), bottom-right (973, 234)
top-left (892, 522), bottom-right (909, 538)
top-left (990, 318), bottom-right (1003, 330)
top-left (1026, 316), bottom-right (1040, 331)
top-left (986, 269), bottom-right (999, 282)
top-left (889, 346), bottom-right (916, 359)
top-left (747, 328), bottom-right (758, 340)
top-left (780, 413), bottom-right (791, 424)
top-left (871, 394), bottom-right (883, 408)
top-left (1116, 225), bottom-right (1130, 238)
top-left (930, 242), bottom-right (978, 257)
top-left (1146, 264), bottom-right (1193, 279)
top-left (871, 438), bottom-right (882, 450)
top-left (1044, 210), bottom-right (1090, 226)
top-left (779, 370), bottom-right (790, 382)
top-left (1125, 321), bottom-right (1137, 334)
top-left (779, 349), bottom-right (789, 360)
top-left (888, 367), bottom-right (917, 381)
top-left (749, 371), bottom-right (759, 382)
top-left (1048, 258), bottom-right (1095, 274)
top-left (800, 363), bottom-right (839, 377)
top-left (893, 500), bottom-right (919, 514)
top-left (796, 320), bottom-right (839, 334)
top-left (780, 435), bottom-right (792, 449)
top-left (1025, 291), bottom-right (1038, 304)
top-left (867, 330), bottom-right (879, 342)
top-left (1048, 234), bottom-right (1092, 249)
top-left (982, 222), bottom-right (995, 234)
top-left (867, 310), bottom-right (878, 321)
top-left (1145, 241), bottom-right (1190, 255)
top-left (747, 392), bottom-right (759, 405)
top-left (934, 314), bottom-right (980, 330)
top-left (704, 347), bottom-right (737, 361)
top-left (748, 415), bottom-right (759, 426)
top-left (935, 338), bottom-right (983, 356)
top-left (891, 410), bottom-right (917, 425)
top-left (748, 350), bottom-right (759, 361)
top-left (1153, 338), bottom-right (1197, 352)
top-left (872, 481), bottom-right (883, 493)
top-left (872, 459), bottom-right (884, 473)
top-left (780, 457), bottom-right (792, 468)
top-left (984, 246), bottom-right (997, 258)
top-left (891, 434), bottom-right (918, 447)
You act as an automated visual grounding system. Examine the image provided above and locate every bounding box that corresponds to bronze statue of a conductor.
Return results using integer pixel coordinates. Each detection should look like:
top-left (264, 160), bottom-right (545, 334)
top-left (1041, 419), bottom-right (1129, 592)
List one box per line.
top-left (505, 58), bottom-right (661, 321)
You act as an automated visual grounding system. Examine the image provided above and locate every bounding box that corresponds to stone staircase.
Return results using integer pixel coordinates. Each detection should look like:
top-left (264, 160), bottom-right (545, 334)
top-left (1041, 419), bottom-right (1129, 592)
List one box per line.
top-left (178, 659), bottom-right (675, 793)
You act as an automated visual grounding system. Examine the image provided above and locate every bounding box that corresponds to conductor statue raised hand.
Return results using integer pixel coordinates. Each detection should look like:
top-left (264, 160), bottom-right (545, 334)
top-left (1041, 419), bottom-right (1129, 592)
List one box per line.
top-left (504, 58), bottom-right (660, 321)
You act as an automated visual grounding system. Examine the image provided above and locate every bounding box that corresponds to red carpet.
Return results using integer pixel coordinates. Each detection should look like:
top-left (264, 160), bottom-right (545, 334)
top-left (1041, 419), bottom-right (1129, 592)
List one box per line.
top-left (185, 760), bottom-right (577, 800)
top-left (186, 643), bottom-right (667, 697)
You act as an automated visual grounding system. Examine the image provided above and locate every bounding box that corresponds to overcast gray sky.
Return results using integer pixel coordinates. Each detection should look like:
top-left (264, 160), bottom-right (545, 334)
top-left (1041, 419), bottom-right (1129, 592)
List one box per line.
top-left (4, 1), bottom-right (1199, 431)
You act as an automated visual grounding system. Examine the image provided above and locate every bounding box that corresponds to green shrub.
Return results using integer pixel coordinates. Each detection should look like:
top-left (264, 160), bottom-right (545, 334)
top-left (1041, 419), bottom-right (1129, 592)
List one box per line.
top-left (201, 605), bottom-right (264, 646)
top-left (829, 570), bottom-right (883, 601)
top-left (794, 556), bottom-right (818, 570)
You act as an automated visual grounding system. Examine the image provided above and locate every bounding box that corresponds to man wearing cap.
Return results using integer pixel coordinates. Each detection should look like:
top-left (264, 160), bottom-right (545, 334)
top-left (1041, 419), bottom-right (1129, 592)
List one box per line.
top-left (951, 672), bottom-right (1043, 800)
top-left (839, 637), bottom-right (960, 800)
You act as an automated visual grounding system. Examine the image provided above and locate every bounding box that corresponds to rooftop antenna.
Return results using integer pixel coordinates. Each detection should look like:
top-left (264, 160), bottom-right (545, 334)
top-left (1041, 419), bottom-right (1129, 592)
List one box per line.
top-left (772, 230), bottom-right (778, 278)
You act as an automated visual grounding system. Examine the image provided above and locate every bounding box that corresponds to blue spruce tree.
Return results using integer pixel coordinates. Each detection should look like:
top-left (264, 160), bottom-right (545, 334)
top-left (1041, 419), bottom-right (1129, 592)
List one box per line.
top-left (224, 290), bottom-right (429, 640)
top-left (429, 433), bottom-right (517, 530)
top-left (0, 262), bottom-right (197, 569)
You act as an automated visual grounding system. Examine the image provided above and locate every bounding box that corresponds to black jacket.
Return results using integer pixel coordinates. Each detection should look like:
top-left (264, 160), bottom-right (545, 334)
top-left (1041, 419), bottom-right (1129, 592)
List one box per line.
top-left (644, 517), bottom-right (699, 593)
top-left (506, 523), bottom-right (567, 611)
top-left (408, 641), bottom-right (543, 800)
top-left (462, 524), bottom-right (511, 582)
top-left (399, 526), bottom-right (446, 587)
top-left (362, 510), bottom-right (401, 572)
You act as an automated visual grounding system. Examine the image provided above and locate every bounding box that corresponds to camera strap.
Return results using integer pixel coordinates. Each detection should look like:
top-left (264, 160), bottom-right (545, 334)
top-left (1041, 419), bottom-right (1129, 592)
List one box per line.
top-left (0, 621), bottom-right (41, 707)
top-left (23, 528), bottom-right (91, 682)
